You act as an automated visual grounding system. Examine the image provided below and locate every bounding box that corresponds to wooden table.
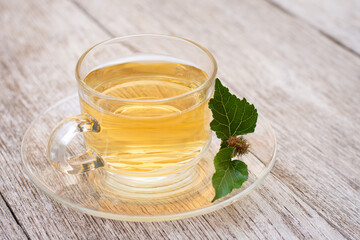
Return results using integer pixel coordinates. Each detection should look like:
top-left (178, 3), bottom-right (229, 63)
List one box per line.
top-left (1, 0), bottom-right (359, 239)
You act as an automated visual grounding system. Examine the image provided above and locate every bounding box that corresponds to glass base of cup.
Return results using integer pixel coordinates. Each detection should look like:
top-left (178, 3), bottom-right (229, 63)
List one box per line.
top-left (91, 138), bottom-right (212, 200)
top-left (93, 164), bottom-right (209, 200)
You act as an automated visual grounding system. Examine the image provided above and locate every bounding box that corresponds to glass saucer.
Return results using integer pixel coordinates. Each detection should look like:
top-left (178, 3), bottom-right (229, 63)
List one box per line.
top-left (21, 95), bottom-right (277, 222)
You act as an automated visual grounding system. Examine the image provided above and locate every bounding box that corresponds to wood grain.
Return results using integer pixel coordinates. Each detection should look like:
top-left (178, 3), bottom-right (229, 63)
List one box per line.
top-left (0, 0), bottom-right (359, 239)
top-left (268, 0), bottom-right (360, 55)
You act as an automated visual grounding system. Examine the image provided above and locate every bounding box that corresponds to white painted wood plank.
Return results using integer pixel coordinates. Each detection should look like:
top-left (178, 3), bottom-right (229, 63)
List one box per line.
top-left (269, 0), bottom-right (360, 55)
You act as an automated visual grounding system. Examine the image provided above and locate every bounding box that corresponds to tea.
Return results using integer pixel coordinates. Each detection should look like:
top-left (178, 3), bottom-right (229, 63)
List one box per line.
top-left (80, 61), bottom-right (212, 177)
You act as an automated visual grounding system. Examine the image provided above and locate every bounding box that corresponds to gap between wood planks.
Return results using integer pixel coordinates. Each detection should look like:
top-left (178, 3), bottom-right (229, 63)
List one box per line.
top-left (71, 0), bottom-right (115, 38)
top-left (266, 0), bottom-right (360, 58)
top-left (0, 192), bottom-right (31, 240)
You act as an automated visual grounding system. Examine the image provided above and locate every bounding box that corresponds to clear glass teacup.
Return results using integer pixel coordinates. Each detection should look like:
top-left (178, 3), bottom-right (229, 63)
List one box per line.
top-left (47, 34), bottom-right (217, 191)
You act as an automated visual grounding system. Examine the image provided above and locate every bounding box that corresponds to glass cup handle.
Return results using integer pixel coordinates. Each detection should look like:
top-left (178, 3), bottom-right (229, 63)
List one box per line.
top-left (47, 113), bottom-right (104, 174)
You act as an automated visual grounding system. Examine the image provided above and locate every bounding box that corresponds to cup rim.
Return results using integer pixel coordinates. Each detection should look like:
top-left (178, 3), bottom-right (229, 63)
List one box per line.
top-left (75, 34), bottom-right (217, 103)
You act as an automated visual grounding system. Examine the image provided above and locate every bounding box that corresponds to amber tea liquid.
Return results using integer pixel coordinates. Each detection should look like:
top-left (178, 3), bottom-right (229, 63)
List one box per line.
top-left (80, 61), bottom-right (212, 177)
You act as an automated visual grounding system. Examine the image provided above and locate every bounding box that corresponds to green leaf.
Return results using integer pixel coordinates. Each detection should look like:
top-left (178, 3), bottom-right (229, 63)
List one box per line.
top-left (208, 78), bottom-right (256, 201)
top-left (208, 78), bottom-right (258, 142)
top-left (212, 147), bottom-right (248, 202)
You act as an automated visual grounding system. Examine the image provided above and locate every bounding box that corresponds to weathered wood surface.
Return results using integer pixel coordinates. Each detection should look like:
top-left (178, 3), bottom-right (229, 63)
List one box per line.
top-left (0, 0), bottom-right (359, 239)
top-left (268, 0), bottom-right (360, 55)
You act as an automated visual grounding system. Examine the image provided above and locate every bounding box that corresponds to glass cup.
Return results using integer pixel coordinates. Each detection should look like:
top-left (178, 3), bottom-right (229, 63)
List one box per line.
top-left (47, 34), bottom-right (217, 191)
